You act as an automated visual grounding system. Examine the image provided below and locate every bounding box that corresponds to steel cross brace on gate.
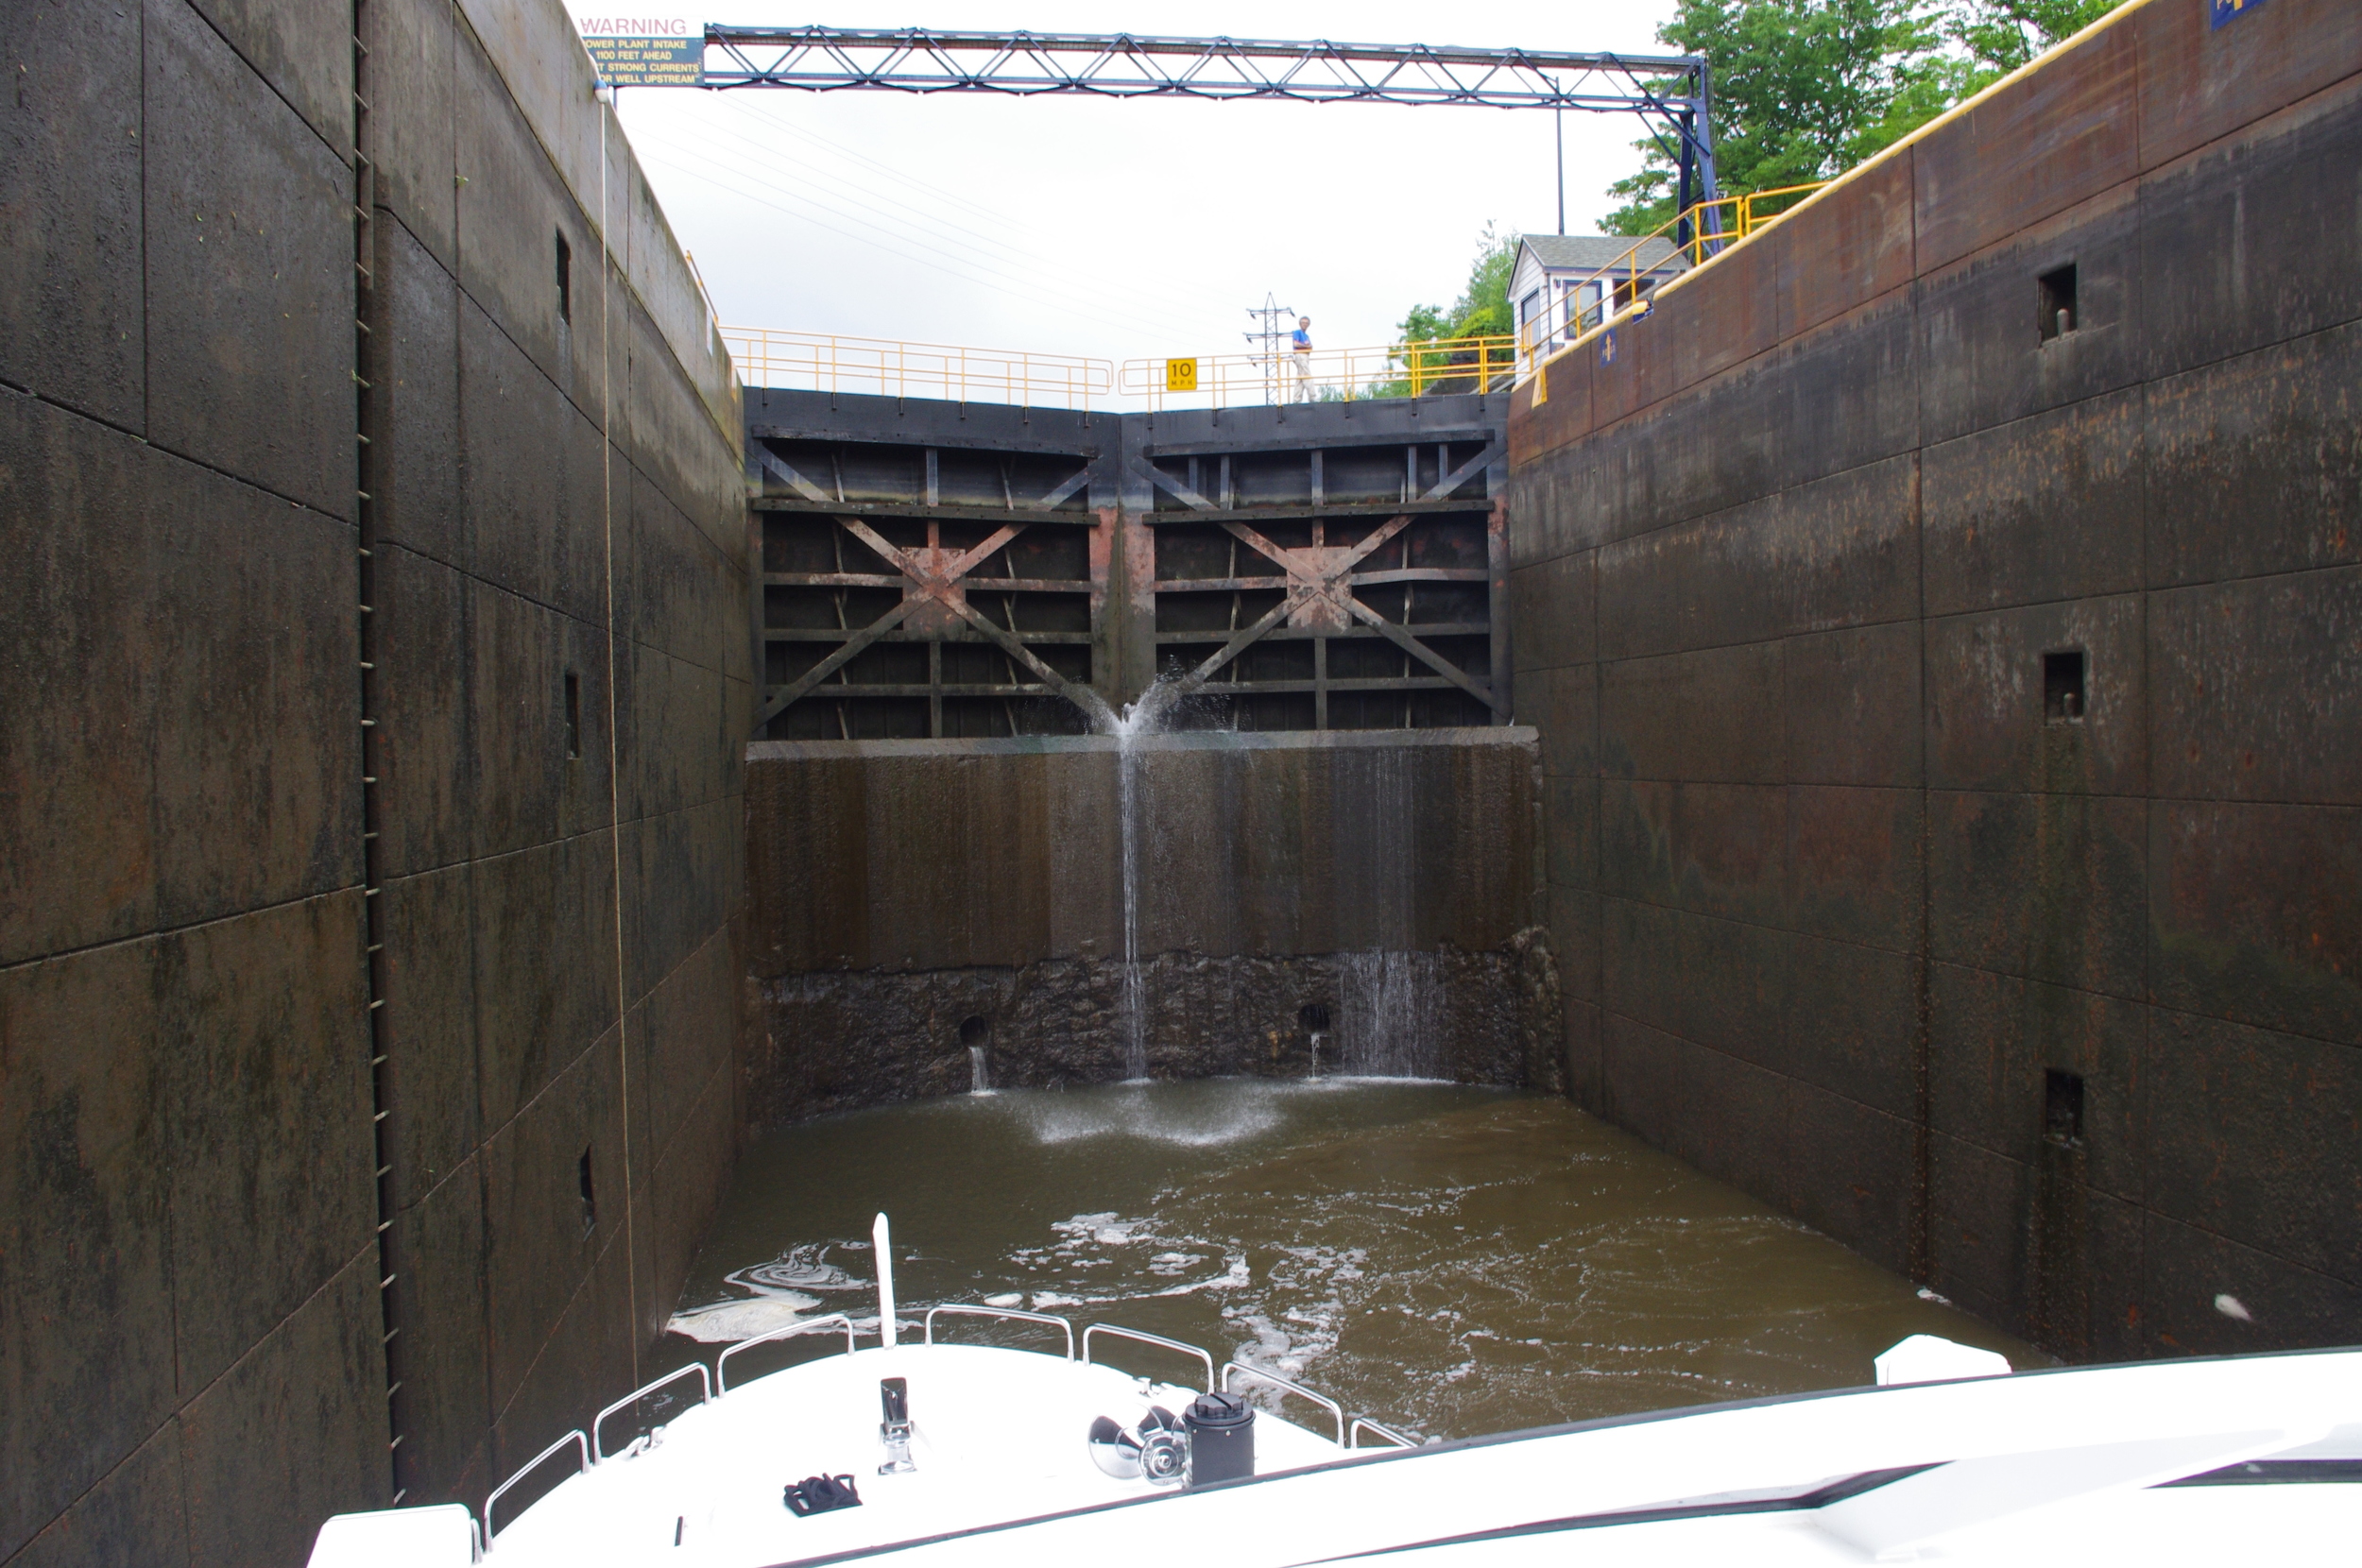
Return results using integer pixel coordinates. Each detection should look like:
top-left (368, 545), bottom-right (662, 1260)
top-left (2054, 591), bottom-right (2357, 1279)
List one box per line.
top-left (1160, 516), bottom-right (1508, 716)
top-left (756, 514), bottom-right (1090, 726)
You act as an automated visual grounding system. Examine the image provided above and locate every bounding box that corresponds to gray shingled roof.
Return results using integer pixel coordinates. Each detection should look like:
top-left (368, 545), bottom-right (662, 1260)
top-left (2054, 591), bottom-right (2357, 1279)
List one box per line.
top-left (1518, 234), bottom-right (1689, 274)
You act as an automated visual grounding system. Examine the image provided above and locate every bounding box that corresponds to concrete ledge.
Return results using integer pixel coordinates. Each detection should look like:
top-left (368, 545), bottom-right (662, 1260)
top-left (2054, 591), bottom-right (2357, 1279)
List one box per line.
top-left (746, 724), bottom-right (1537, 763)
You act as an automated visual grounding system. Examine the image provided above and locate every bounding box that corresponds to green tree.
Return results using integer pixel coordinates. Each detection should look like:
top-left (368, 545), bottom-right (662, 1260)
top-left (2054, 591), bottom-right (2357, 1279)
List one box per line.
top-left (1602, 0), bottom-right (2126, 235)
top-left (1395, 223), bottom-right (1519, 345)
top-left (1950, 0), bottom-right (2121, 77)
top-left (1604, 0), bottom-right (1946, 235)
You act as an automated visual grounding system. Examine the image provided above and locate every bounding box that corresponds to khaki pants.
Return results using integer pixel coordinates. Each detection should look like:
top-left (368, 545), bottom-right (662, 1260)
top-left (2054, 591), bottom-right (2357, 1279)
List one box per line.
top-left (1292, 349), bottom-right (1312, 400)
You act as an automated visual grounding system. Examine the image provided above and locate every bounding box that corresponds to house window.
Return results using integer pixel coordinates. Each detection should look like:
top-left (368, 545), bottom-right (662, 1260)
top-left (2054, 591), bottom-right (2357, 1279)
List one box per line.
top-left (1519, 289), bottom-right (1541, 352)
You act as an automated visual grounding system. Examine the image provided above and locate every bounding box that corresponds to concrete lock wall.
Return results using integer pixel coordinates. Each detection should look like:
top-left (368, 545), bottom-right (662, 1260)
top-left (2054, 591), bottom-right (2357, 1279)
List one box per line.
top-left (1508, 0), bottom-right (2362, 1364)
top-left (744, 729), bottom-right (1553, 1122)
top-left (0, 1), bottom-right (749, 1563)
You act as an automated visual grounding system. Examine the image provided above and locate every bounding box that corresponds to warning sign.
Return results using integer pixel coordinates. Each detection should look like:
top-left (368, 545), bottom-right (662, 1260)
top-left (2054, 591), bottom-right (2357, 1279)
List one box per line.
top-left (1164, 358), bottom-right (1199, 393)
top-left (584, 33), bottom-right (705, 86)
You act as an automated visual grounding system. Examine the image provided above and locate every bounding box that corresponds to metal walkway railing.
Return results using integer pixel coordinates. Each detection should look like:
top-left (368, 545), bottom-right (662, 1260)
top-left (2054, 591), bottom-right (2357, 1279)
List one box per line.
top-left (720, 325), bottom-right (1515, 411)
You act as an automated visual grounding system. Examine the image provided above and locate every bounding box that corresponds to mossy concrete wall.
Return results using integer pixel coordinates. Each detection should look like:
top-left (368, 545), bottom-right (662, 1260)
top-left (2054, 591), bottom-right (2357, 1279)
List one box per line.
top-left (744, 729), bottom-right (1553, 1119)
top-left (0, 0), bottom-right (748, 1561)
top-left (1507, 0), bottom-right (2361, 1362)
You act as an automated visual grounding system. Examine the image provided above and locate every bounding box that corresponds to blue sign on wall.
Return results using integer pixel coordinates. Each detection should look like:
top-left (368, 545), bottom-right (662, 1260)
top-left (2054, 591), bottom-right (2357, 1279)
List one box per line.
top-left (2210, 0), bottom-right (2268, 28)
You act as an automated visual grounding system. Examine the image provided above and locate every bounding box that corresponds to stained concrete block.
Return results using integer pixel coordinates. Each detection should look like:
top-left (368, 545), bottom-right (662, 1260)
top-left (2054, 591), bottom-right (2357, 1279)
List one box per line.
top-left (1543, 775), bottom-right (1599, 893)
top-left (1780, 933), bottom-right (1919, 1118)
top-left (380, 862), bottom-right (481, 1205)
top-left (451, 23), bottom-right (608, 428)
top-left (390, 1159), bottom-right (492, 1509)
top-left (1680, 1039), bottom-right (1800, 1215)
top-left (1600, 643), bottom-right (1784, 782)
top-left (1915, 184), bottom-right (2143, 447)
top-left (1599, 1012), bottom-right (1693, 1162)
top-left (1927, 790), bottom-right (2148, 998)
top-left (618, 641), bottom-right (725, 825)
top-left (181, 0), bottom-right (352, 158)
top-left (1924, 594), bottom-right (2148, 796)
top-left (2135, 73), bottom-right (2362, 383)
top-left (1927, 963), bottom-right (2145, 1201)
top-left (2140, 1213), bottom-right (2362, 1357)
top-left (0, 395), bottom-right (164, 964)
top-left (1600, 779), bottom-right (1789, 929)
top-left (1507, 552), bottom-right (1595, 672)
top-left (2149, 567), bottom-right (2362, 807)
top-left (0, 940), bottom-right (176, 1563)
top-left (628, 301), bottom-right (746, 563)
top-left (150, 485), bottom-right (361, 929)
top-left (489, 1231), bottom-right (633, 1515)
top-left (473, 830), bottom-right (621, 1133)
top-left (2146, 318), bottom-right (2362, 588)
top-left (1526, 662), bottom-right (1598, 780)
top-left (645, 1065), bottom-right (735, 1338)
top-left (165, 894), bottom-right (377, 1396)
top-left (482, 1028), bottom-right (625, 1414)
top-left (1764, 293), bottom-right (1922, 496)
top-left (370, 0), bottom-right (460, 270)
top-left (622, 800), bottom-right (735, 1004)
top-left (1926, 1132), bottom-right (2031, 1334)
top-left (1783, 622), bottom-right (1923, 788)
top-left (3, 1423), bottom-right (188, 1568)
top-left (1598, 454), bottom-right (1918, 661)
top-left (1785, 1080), bottom-right (1917, 1275)
top-left (2133, 0), bottom-right (2362, 172)
top-left (1564, 997), bottom-right (1603, 1114)
top-left (375, 545), bottom-right (473, 879)
top-left (1505, 347), bottom-right (1592, 481)
top-left (1911, 11), bottom-right (2140, 273)
top-left (0, 0), bottom-right (144, 426)
top-left (625, 468), bottom-right (728, 674)
top-left (1549, 883), bottom-right (1600, 1004)
top-left (2149, 800), bottom-right (2362, 1047)
top-left (178, 1247), bottom-right (387, 1568)
top-left (145, 0), bottom-right (351, 516)
top-left (1662, 214), bottom-right (1779, 396)
top-left (467, 580), bottom-right (612, 860)
top-left (1776, 148), bottom-right (1917, 338)
top-left (458, 299), bottom-right (609, 620)
top-left (1922, 387), bottom-right (2148, 614)
top-left (1601, 899), bottom-right (1784, 1065)
top-left (641, 928), bottom-right (737, 1163)
top-left (1784, 785), bottom-right (1923, 951)
top-left (2144, 1008), bottom-right (2359, 1283)
top-left (376, 216), bottom-right (464, 567)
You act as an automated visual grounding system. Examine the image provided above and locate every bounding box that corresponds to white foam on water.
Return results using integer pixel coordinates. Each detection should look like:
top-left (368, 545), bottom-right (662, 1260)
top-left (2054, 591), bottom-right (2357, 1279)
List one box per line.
top-left (664, 1295), bottom-right (822, 1342)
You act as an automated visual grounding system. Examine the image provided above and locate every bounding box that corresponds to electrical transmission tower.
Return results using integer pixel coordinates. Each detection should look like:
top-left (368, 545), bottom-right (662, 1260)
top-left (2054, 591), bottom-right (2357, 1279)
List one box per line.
top-left (1244, 295), bottom-right (1296, 404)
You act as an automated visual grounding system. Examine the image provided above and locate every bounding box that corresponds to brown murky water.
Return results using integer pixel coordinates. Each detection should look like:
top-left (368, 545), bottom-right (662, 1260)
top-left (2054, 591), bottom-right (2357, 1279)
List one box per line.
top-left (660, 1080), bottom-right (2035, 1441)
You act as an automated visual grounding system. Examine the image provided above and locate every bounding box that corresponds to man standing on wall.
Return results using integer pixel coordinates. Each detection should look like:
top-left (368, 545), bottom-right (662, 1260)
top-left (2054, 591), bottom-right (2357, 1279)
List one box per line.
top-left (1292, 316), bottom-right (1313, 401)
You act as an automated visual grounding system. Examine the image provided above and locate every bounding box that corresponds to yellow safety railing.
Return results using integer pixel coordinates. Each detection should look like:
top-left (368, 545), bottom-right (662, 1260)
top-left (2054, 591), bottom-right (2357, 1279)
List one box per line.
top-left (1518, 181), bottom-right (1830, 366)
top-left (721, 326), bottom-right (1116, 411)
top-left (1118, 334), bottom-right (1515, 411)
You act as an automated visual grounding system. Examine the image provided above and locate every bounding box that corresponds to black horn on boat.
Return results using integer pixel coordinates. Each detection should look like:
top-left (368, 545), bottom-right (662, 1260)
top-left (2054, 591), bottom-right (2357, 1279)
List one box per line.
top-left (1184, 1390), bottom-right (1255, 1487)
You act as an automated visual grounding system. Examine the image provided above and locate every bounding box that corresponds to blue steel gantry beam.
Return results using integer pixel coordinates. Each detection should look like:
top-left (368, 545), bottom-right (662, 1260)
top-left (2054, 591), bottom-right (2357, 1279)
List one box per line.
top-left (699, 27), bottom-right (1720, 213)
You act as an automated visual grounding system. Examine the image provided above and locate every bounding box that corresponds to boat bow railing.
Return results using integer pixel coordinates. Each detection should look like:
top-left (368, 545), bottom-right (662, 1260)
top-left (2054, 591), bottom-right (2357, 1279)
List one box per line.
top-left (1082, 1322), bottom-right (1217, 1391)
top-left (716, 1311), bottom-right (859, 1393)
top-left (485, 1428), bottom-right (589, 1544)
top-left (925, 1303), bottom-right (1077, 1359)
top-left (1222, 1360), bottom-right (1345, 1445)
top-left (592, 1363), bottom-right (712, 1461)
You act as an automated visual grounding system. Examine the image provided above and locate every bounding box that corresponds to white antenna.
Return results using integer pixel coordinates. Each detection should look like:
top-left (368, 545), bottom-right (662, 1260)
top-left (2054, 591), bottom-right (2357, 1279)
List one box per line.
top-left (872, 1212), bottom-right (897, 1348)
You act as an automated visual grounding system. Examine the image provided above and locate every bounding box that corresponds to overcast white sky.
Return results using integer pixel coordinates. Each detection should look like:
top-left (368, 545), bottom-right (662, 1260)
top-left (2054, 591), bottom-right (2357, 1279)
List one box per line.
top-left (585, 4), bottom-right (1686, 365)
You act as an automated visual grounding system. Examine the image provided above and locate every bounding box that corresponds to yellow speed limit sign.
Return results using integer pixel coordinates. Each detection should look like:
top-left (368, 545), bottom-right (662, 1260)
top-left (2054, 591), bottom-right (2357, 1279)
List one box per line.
top-left (1164, 357), bottom-right (1199, 393)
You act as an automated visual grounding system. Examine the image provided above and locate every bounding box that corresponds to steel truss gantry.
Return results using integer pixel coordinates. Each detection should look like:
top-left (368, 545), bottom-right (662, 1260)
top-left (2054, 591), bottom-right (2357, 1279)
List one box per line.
top-left (701, 27), bottom-right (1720, 215)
